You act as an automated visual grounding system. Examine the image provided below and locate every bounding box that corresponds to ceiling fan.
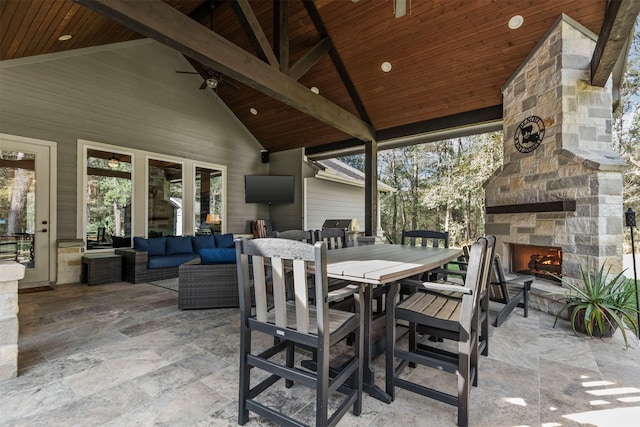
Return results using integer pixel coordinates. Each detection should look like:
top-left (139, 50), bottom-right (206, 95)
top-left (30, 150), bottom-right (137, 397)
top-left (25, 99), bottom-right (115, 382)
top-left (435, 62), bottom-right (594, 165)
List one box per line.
top-left (176, 69), bottom-right (238, 91)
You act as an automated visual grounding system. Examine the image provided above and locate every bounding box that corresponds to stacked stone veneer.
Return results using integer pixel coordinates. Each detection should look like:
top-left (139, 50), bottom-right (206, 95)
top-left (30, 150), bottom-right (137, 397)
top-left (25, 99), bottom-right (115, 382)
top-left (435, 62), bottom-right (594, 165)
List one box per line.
top-left (0, 261), bottom-right (24, 382)
top-left (484, 15), bottom-right (626, 286)
top-left (57, 239), bottom-right (84, 284)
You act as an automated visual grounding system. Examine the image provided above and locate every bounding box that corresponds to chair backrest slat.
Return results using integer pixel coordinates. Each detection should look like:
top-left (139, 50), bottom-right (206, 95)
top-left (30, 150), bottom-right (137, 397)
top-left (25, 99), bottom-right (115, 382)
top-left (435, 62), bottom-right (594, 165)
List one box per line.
top-left (251, 255), bottom-right (268, 322)
top-left (459, 239), bottom-right (489, 328)
top-left (293, 258), bottom-right (310, 333)
top-left (271, 257), bottom-right (288, 327)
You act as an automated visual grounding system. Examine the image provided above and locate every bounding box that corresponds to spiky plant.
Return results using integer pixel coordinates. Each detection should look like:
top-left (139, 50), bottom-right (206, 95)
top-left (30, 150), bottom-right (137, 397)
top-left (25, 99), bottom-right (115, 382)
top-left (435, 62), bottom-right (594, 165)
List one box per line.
top-left (554, 259), bottom-right (638, 348)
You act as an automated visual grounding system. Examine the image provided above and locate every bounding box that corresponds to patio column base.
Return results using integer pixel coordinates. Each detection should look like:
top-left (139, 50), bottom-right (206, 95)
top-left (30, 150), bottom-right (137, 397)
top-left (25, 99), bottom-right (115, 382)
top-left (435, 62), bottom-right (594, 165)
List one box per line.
top-left (0, 261), bottom-right (25, 382)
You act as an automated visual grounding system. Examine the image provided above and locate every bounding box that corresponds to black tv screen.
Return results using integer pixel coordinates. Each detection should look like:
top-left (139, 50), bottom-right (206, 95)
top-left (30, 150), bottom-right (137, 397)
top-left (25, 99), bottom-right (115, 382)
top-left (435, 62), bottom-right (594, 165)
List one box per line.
top-left (245, 175), bottom-right (294, 204)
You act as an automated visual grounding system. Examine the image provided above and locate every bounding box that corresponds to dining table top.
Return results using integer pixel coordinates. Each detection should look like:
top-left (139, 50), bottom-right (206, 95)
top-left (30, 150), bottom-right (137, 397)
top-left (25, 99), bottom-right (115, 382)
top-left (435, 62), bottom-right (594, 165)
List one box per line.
top-left (325, 244), bottom-right (462, 285)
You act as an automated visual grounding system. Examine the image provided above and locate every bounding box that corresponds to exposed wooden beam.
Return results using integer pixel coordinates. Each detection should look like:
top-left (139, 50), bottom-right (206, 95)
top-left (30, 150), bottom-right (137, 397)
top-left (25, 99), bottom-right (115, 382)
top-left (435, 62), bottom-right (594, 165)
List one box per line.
top-left (303, 0), bottom-right (370, 123)
top-left (72, 0), bottom-right (375, 142)
top-left (289, 37), bottom-right (332, 81)
top-left (305, 106), bottom-right (503, 158)
top-left (274, 0), bottom-right (289, 74)
top-left (591, 0), bottom-right (640, 87)
top-left (231, 0), bottom-right (279, 67)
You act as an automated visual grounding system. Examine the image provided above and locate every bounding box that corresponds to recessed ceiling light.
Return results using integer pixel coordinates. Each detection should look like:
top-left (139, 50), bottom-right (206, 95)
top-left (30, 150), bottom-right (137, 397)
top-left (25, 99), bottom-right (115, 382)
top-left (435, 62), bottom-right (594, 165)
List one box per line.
top-left (249, 108), bottom-right (258, 115)
top-left (310, 86), bottom-right (319, 94)
top-left (508, 15), bottom-right (524, 30)
top-left (381, 62), bottom-right (392, 72)
top-left (58, 34), bottom-right (72, 41)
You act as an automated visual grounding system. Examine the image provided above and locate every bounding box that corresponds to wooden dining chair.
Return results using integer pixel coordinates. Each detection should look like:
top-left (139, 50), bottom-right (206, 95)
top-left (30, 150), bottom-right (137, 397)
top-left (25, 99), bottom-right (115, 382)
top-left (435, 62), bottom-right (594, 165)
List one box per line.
top-left (384, 238), bottom-right (491, 427)
top-left (421, 235), bottom-right (496, 357)
top-left (236, 238), bottom-right (363, 427)
top-left (273, 229), bottom-right (315, 243)
top-left (399, 229), bottom-right (450, 296)
top-left (316, 228), bottom-right (347, 250)
top-left (489, 254), bottom-right (534, 327)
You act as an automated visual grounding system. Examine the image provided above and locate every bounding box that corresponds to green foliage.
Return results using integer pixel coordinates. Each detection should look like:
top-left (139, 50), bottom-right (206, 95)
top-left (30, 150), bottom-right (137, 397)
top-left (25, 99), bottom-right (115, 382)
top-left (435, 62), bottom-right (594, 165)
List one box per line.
top-left (374, 132), bottom-right (502, 246)
top-left (86, 156), bottom-right (132, 237)
top-left (553, 260), bottom-right (639, 348)
top-left (614, 18), bottom-right (640, 249)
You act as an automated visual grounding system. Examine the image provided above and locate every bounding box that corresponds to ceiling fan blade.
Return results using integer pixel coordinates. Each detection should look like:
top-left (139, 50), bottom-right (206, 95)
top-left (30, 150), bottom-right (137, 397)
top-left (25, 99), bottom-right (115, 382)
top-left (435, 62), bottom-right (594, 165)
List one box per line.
top-left (199, 81), bottom-right (208, 90)
top-left (176, 70), bottom-right (199, 74)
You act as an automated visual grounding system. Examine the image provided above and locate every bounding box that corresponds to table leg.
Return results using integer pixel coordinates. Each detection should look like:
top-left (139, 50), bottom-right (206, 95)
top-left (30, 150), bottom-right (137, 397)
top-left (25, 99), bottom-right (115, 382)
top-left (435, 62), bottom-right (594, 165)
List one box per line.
top-left (361, 284), bottom-right (393, 403)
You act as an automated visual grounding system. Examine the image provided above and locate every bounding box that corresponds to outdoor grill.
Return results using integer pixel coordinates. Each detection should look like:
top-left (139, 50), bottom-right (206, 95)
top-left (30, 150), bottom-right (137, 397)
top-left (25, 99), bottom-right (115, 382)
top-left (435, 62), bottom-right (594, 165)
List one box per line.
top-left (321, 219), bottom-right (353, 230)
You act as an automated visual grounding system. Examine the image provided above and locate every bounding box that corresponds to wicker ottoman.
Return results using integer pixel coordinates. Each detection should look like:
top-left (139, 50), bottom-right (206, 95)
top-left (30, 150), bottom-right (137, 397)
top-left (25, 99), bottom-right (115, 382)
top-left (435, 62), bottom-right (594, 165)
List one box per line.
top-left (82, 254), bottom-right (122, 285)
top-left (178, 260), bottom-right (238, 309)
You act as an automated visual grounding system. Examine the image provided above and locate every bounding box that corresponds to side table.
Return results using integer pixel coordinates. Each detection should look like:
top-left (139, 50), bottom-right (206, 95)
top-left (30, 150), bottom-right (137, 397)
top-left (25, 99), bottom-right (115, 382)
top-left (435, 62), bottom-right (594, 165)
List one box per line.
top-left (82, 253), bottom-right (122, 285)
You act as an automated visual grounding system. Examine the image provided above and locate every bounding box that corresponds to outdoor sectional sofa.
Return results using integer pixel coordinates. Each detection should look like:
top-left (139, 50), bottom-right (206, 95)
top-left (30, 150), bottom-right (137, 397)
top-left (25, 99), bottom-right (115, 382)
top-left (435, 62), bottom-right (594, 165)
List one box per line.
top-left (115, 234), bottom-right (237, 284)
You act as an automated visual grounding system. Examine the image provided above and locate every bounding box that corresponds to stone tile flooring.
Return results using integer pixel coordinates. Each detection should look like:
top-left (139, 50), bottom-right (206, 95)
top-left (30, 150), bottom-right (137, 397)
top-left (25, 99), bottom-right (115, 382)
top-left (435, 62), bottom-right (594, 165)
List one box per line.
top-left (2, 281), bottom-right (640, 426)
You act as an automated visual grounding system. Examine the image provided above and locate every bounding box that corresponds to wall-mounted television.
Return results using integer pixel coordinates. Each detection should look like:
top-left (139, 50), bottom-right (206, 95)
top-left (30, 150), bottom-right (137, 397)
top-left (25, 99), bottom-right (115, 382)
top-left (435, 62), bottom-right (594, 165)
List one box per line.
top-left (245, 175), bottom-right (295, 204)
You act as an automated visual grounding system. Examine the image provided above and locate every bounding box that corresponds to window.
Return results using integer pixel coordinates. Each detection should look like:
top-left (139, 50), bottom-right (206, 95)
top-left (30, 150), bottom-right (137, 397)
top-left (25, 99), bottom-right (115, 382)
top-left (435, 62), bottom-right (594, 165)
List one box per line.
top-left (80, 141), bottom-right (226, 247)
top-left (195, 166), bottom-right (223, 234)
top-left (148, 158), bottom-right (182, 237)
top-left (85, 149), bottom-right (132, 250)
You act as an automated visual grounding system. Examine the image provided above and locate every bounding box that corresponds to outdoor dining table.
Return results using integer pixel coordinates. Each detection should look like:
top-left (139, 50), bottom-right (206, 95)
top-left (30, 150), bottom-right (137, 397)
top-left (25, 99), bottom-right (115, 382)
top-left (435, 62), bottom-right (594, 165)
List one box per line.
top-left (324, 244), bottom-right (462, 403)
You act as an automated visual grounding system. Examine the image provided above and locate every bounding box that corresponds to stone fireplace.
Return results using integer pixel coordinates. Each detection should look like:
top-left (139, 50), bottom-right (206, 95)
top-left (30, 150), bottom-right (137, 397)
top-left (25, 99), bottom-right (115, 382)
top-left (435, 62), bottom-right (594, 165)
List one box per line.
top-left (511, 244), bottom-right (562, 283)
top-left (484, 15), bottom-right (627, 288)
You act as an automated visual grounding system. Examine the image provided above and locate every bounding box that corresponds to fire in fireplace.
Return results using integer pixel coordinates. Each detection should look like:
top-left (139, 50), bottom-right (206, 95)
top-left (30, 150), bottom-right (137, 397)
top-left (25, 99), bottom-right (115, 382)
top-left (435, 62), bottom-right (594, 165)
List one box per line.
top-left (510, 244), bottom-right (562, 283)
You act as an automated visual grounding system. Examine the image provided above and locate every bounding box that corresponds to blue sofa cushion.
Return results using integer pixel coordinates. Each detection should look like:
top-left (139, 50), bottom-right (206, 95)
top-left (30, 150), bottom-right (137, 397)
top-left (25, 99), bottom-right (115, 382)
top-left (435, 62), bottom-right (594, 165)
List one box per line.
top-left (166, 236), bottom-right (194, 255)
top-left (214, 233), bottom-right (234, 249)
top-left (192, 234), bottom-right (216, 253)
top-left (133, 237), bottom-right (149, 252)
top-left (148, 254), bottom-right (197, 269)
top-left (199, 248), bottom-right (236, 264)
top-left (133, 236), bottom-right (166, 256)
top-left (147, 236), bottom-right (167, 256)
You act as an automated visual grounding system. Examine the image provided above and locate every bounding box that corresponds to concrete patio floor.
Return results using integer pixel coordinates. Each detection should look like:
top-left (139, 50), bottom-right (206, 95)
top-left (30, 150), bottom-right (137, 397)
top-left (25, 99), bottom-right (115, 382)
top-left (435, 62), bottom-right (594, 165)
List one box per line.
top-left (1, 281), bottom-right (639, 426)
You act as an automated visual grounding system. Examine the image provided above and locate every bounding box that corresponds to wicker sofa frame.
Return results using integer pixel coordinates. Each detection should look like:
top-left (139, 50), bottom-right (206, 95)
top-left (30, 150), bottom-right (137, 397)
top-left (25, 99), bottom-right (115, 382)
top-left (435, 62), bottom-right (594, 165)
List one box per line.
top-left (115, 248), bottom-right (193, 284)
top-left (178, 259), bottom-right (239, 309)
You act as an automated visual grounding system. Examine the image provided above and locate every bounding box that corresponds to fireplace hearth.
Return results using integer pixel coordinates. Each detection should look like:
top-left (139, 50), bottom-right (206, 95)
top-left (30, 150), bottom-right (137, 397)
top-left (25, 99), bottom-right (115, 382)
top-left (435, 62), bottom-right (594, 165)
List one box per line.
top-left (511, 244), bottom-right (562, 283)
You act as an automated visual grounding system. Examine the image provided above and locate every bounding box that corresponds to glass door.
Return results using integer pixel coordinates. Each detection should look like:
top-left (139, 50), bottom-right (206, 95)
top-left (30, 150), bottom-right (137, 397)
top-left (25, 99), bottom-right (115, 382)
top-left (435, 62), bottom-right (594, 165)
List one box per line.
top-left (0, 138), bottom-right (51, 285)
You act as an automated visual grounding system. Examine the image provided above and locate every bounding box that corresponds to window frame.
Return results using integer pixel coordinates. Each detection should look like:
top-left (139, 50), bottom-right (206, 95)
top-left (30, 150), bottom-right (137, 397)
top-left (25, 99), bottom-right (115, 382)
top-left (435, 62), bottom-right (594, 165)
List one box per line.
top-left (77, 139), bottom-right (227, 250)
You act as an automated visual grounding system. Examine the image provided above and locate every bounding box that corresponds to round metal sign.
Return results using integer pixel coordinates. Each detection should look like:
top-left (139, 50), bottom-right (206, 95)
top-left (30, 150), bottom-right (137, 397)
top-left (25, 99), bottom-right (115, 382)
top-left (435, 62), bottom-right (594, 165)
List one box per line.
top-left (514, 116), bottom-right (545, 153)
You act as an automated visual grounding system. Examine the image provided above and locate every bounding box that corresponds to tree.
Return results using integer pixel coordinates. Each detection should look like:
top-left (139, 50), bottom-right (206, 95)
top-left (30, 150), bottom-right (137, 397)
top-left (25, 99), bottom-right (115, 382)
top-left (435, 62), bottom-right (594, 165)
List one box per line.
top-left (614, 18), bottom-right (640, 231)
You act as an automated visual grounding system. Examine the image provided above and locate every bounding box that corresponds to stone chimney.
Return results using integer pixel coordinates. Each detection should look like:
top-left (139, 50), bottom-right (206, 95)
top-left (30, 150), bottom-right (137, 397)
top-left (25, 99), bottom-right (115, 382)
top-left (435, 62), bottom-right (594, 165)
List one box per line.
top-left (484, 14), bottom-right (627, 285)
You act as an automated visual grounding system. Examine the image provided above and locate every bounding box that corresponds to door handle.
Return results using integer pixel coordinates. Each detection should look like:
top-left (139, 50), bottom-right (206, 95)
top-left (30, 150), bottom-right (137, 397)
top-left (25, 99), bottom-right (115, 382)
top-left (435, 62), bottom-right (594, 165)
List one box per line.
top-left (40, 229), bottom-right (48, 233)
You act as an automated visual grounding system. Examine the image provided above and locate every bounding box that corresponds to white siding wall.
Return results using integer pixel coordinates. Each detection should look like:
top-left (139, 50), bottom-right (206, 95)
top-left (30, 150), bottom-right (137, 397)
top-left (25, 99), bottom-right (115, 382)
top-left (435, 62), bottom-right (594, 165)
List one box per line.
top-left (304, 178), bottom-right (366, 231)
top-left (0, 40), bottom-right (269, 238)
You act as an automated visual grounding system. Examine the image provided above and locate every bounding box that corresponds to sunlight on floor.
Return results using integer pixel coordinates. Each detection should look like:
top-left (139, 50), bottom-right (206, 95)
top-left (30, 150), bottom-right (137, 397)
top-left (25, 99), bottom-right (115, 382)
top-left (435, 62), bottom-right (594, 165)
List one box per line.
top-left (563, 406), bottom-right (640, 427)
top-left (503, 397), bottom-right (527, 406)
top-left (586, 387), bottom-right (640, 396)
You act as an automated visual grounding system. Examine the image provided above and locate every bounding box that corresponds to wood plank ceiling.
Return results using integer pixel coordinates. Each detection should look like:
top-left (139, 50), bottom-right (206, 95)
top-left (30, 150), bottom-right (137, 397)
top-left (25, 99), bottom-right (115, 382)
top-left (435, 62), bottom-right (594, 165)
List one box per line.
top-left (0, 0), bottom-right (612, 154)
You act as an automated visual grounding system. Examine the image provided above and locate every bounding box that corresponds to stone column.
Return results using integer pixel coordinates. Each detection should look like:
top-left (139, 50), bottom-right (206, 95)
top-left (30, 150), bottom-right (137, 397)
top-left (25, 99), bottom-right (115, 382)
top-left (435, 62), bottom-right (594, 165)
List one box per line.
top-left (56, 239), bottom-right (84, 284)
top-left (0, 261), bottom-right (24, 382)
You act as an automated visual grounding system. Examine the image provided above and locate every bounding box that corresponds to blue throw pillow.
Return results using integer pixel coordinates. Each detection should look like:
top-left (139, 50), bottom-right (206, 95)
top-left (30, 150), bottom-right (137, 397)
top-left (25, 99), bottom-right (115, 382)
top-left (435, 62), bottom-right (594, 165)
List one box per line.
top-left (133, 237), bottom-right (150, 252)
top-left (199, 248), bottom-right (236, 264)
top-left (192, 234), bottom-right (216, 252)
top-left (214, 233), bottom-right (234, 248)
top-left (146, 236), bottom-right (166, 256)
top-left (166, 236), bottom-right (194, 255)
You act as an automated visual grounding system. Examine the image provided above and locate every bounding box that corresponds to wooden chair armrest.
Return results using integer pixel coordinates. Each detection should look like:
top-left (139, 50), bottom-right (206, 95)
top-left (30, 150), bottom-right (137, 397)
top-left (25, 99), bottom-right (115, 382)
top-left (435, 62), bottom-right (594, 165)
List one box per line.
top-left (327, 284), bottom-right (360, 303)
top-left (504, 274), bottom-right (534, 289)
top-left (400, 278), bottom-right (472, 295)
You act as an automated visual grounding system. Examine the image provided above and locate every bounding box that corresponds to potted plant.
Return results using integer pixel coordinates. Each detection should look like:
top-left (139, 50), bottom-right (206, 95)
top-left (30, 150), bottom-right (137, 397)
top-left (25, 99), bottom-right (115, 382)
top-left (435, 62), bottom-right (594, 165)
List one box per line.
top-left (553, 260), bottom-right (638, 348)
